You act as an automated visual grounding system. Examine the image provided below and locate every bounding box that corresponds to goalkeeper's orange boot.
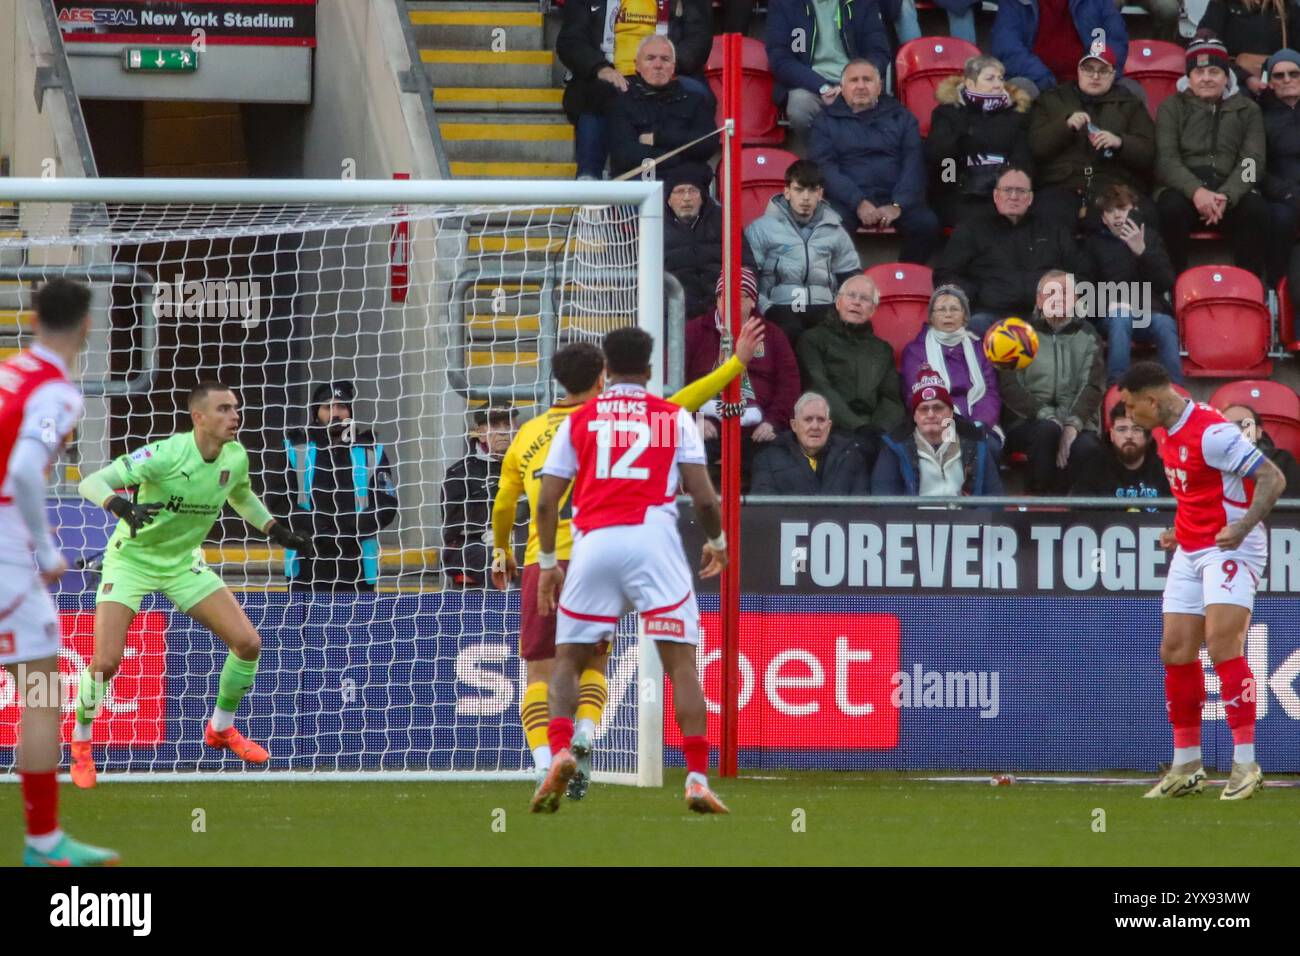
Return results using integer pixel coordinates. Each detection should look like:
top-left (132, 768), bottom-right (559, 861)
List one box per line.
top-left (530, 749), bottom-right (576, 814)
top-left (69, 740), bottom-right (97, 789)
top-left (685, 780), bottom-right (730, 814)
top-left (204, 723), bottom-right (269, 764)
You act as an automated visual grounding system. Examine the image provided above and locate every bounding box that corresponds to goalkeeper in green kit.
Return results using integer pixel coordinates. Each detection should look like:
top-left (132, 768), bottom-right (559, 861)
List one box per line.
top-left (69, 381), bottom-right (311, 787)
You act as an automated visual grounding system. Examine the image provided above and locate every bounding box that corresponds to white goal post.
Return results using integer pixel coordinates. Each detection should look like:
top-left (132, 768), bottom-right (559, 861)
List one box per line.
top-left (0, 176), bottom-right (667, 787)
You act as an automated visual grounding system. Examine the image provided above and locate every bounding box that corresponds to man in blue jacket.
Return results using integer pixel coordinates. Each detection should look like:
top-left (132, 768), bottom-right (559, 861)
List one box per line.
top-left (809, 59), bottom-right (941, 263)
top-left (872, 365), bottom-right (1004, 496)
top-left (991, 0), bottom-right (1128, 97)
top-left (766, 0), bottom-right (892, 140)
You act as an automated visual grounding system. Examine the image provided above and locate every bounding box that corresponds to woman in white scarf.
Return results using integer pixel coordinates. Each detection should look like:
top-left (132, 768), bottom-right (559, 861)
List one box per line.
top-left (900, 284), bottom-right (1003, 448)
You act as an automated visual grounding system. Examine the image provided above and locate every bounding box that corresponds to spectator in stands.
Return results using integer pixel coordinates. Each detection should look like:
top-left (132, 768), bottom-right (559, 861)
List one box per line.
top-left (1259, 49), bottom-right (1300, 322)
top-left (1120, 0), bottom-right (1182, 43)
top-left (1081, 183), bottom-right (1184, 385)
top-left (1221, 403), bottom-right (1300, 492)
top-left (934, 164), bottom-right (1086, 336)
top-left (1196, 0), bottom-right (1300, 95)
top-left (750, 391), bottom-right (871, 494)
top-left (441, 408), bottom-right (516, 588)
top-left (608, 37), bottom-right (718, 179)
top-left (744, 159), bottom-right (862, 349)
top-left (766, 0), bottom-right (892, 145)
top-left (663, 162), bottom-right (756, 319)
top-left (558, 0), bottom-right (712, 179)
top-left (284, 381), bottom-right (399, 592)
top-left (810, 59), bottom-right (942, 264)
top-left (1155, 39), bottom-right (1270, 275)
top-left (991, 0), bottom-right (1130, 98)
top-left (796, 273), bottom-right (905, 467)
top-left (926, 55), bottom-right (1034, 228)
top-left (720, 0), bottom-right (756, 35)
top-left (998, 270), bottom-right (1106, 493)
top-left (900, 285), bottom-right (1003, 448)
top-left (895, 0), bottom-right (979, 45)
top-left (1028, 47), bottom-right (1156, 231)
top-left (686, 268), bottom-right (802, 475)
top-left (873, 365), bottom-right (1004, 496)
top-left (1069, 399), bottom-right (1172, 498)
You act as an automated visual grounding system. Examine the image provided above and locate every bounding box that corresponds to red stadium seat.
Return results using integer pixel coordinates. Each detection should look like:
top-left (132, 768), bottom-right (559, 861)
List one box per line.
top-left (1124, 41), bottom-right (1186, 118)
top-left (739, 147), bottom-right (797, 227)
top-left (1210, 380), bottom-right (1300, 459)
top-left (894, 37), bottom-right (981, 137)
top-left (705, 36), bottom-right (783, 146)
top-left (1277, 278), bottom-right (1300, 352)
top-left (1173, 266), bottom-right (1273, 378)
top-left (1102, 382), bottom-right (1191, 432)
top-left (864, 262), bottom-right (934, 367)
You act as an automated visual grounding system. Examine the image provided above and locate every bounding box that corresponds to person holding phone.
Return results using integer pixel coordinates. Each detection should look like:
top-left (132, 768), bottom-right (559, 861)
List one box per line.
top-left (1081, 183), bottom-right (1183, 385)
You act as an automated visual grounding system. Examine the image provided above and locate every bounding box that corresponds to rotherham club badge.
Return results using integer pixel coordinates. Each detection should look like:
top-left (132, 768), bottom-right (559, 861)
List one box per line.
top-left (219, 470), bottom-right (230, 486)
top-left (1179, 446), bottom-right (1188, 462)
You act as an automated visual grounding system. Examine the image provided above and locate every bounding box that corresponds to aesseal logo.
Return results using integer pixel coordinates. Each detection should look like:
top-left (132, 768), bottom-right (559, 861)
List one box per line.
top-left (49, 886), bottom-right (151, 936)
top-left (57, 7), bottom-right (139, 27)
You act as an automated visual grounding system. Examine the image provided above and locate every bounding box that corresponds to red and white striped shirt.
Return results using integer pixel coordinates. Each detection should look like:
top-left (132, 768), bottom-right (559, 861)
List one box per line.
top-left (1154, 401), bottom-right (1265, 552)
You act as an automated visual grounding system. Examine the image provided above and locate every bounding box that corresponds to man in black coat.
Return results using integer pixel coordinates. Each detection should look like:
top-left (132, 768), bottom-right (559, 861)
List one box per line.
top-left (933, 164), bottom-right (1086, 337)
top-left (1069, 399), bottom-right (1170, 501)
top-left (1259, 50), bottom-right (1300, 333)
top-left (441, 408), bottom-right (517, 588)
top-left (663, 163), bottom-right (756, 318)
top-left (751, 392), bottom-right (870, 494)
top-left (284, 381), bottom-right (399, 592)
top-left (558, 0), bottom-right (712, 178)
top-left (608, 36), bottom-right (718, 179)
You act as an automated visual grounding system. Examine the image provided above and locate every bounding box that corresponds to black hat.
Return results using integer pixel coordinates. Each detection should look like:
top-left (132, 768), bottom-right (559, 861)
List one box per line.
top-left (661, 161), bottom-right (713, 196)
top-left (311, 380), bottom-right (355, 409)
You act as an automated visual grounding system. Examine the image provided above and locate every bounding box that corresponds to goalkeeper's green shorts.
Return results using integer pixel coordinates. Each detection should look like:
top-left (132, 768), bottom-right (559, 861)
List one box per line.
top-left (96, 554), bottom-right (226, 614)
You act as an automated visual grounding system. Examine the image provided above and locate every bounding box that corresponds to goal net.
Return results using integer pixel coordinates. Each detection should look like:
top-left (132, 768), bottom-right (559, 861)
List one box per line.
top-left (0, 177), bottom-right (665, 785)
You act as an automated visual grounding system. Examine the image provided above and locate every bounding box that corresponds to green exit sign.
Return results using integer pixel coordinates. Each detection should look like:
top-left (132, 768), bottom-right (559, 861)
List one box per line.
top-left (121, 48), bottom-right (199, 73)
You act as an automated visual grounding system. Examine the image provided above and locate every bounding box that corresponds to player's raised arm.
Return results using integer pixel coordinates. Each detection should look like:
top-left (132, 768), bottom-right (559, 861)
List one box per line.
top-left (77, 456), bottom-right (162, 536)
top-left (668, 315), bottom-right (764, 412)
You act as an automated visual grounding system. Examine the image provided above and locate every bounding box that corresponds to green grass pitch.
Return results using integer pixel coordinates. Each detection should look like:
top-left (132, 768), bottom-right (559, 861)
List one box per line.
top-left (7, 771), bottom-right (1299, 866)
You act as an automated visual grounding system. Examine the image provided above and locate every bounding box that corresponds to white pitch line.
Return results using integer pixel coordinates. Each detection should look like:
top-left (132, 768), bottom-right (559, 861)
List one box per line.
top-left (913, 775), bottom-right (1300, 788)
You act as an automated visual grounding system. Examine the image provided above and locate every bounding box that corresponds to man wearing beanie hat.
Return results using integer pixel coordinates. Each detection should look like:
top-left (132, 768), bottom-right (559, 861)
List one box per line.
top-left (663, 162), bottom-right (756, 319)
top-left (685, 266), bottom-right (801, 480)
top-left (283, 381), bottom-right (399, 591)
top-left (873, 364), bottom-right (1003, 496)
top-left (1155, 37), bottom-right (1270, 275)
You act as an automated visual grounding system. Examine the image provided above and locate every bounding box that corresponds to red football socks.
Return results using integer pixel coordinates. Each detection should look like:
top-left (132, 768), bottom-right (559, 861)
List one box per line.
top-left (683, 735), bottom-right (709, 776)
top-left (20, 770), bottom-right (58, 837)
top-left (1165, 661), bottom-right (1205, 749)
top-left (1215, 656), bottom-right (1256, 745)
top-left (547, 716), bottom-right (574, 755)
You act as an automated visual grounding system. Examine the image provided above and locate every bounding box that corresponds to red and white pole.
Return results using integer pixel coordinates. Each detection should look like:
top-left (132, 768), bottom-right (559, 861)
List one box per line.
top-left (718, 32), bottom-right (743, 778)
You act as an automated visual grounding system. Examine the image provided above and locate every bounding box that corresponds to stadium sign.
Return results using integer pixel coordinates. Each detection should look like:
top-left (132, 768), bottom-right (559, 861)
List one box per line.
top-left (58, 0), bottom-right (317, 47)
top-left (686, 506), bottom-right (1300, 596)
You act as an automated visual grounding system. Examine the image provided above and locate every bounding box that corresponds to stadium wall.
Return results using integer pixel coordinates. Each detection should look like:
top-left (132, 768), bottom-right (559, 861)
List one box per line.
top-left (5, 505), bottom-right (1297, 775)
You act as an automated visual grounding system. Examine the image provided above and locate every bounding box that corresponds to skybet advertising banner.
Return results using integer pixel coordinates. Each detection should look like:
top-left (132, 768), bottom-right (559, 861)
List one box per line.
top-left (0, 506), bottom-right (1296, 773)
top-left (57, 0), bottom-right (317, 46)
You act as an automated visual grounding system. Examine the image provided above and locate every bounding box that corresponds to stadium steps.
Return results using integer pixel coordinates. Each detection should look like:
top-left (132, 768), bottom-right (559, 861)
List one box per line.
top-left (416, 0), bottom-right (575, 178)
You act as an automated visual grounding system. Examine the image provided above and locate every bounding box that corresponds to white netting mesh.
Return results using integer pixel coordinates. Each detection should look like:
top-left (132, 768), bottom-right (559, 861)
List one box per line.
top-left (0, 194), bottom-right (653, 780)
